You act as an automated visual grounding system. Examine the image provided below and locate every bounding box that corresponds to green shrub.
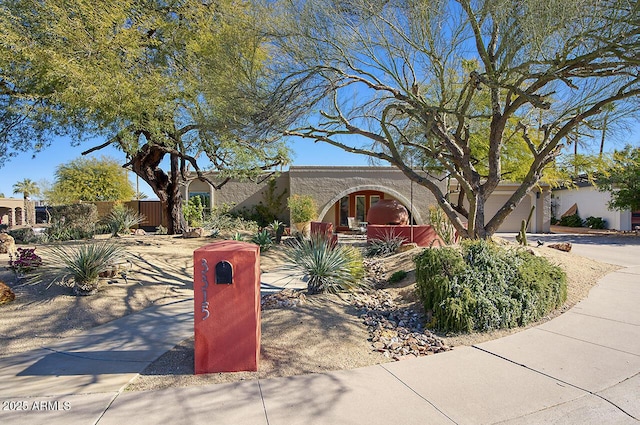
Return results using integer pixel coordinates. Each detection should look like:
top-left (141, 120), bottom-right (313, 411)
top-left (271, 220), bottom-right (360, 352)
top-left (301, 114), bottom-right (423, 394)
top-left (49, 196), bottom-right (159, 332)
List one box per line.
top-left (415, 240), bottom-right (567, 333)
top-left (585, 216), bottom-right (607, 229)
top-left (343, 245), bottom-right (365, 283)
top-left (47, 204), bottom-right (98, 241)
top-left (8, 228), bottom-right (37, 244)
top-left (183, 196), bottom-right (205, 227)
top-left (204, 203), bottom-right (259, 234)
top-left (287, 233), bottom-right (365, 294)
top-left (287, 194), bottom-right (317, 224)
top-left (389, 270), bottom-right (408, 284)
top-left (269, 220), bottom-right (285, 244)
top-left (558, 213), bottom-right (583, 227)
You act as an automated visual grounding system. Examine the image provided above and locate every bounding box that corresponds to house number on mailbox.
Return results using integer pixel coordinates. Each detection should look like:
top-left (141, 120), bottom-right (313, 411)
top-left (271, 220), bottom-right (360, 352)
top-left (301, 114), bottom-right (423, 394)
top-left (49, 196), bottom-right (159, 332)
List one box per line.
top-left (200, 258), bottom-right (210, 320)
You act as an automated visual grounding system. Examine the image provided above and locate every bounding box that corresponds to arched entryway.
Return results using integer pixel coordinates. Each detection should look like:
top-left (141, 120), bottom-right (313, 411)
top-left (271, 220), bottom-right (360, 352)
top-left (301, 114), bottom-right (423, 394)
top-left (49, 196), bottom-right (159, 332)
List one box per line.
top-left (0, 199), bottom-right (25, 227)
top-left (183, 178), bottom-right (215, 214)
top-left (318, 185), bottom-right (424, 232)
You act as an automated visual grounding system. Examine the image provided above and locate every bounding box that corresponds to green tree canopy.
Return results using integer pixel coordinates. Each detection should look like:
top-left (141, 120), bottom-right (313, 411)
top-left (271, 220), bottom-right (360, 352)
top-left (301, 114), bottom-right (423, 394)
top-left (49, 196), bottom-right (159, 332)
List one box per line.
top-left (47, 156), bottom-right (135, 204)
top-left (269, 0), bottom-right (639, 238)
top-left (1, 0), bottom-right (291, 233)
top-left (12, 178), bottom-right (40, 200)
top-left (598, 145), bottom-right (640, 212)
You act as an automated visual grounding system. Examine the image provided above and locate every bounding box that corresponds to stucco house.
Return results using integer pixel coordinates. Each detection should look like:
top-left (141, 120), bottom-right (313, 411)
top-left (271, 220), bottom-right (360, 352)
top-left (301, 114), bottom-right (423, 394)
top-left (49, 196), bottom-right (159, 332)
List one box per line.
top-left (184, 166), bottom-right (551, 234)
top-left (0, 198), bottom-right (27, 227)
top-left (552, 180), bottom-right (639, 231)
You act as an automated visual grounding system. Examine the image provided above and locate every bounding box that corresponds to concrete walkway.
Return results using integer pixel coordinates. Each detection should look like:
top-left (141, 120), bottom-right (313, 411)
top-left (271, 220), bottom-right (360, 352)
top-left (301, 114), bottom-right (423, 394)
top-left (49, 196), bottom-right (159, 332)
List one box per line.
top-left (1, 235), bottom-right (639, 424)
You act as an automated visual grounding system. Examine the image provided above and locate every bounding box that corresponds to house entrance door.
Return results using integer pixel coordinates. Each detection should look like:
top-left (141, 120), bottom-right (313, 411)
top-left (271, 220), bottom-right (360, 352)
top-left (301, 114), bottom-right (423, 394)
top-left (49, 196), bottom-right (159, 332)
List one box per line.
top-left (335, 191), bottom-right (384, 231)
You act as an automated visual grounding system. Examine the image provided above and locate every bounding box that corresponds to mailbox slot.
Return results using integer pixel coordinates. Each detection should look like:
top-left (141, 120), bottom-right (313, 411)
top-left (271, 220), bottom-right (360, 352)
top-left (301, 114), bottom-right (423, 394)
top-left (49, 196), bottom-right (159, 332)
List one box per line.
top-left (215, 261), bottom-right (233, 284)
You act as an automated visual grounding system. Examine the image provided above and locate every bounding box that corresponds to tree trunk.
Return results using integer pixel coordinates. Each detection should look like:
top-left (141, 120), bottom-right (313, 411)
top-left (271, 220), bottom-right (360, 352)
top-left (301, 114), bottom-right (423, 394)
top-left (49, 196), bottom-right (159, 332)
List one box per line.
top-left (128, 144), bottom-right (187, 235)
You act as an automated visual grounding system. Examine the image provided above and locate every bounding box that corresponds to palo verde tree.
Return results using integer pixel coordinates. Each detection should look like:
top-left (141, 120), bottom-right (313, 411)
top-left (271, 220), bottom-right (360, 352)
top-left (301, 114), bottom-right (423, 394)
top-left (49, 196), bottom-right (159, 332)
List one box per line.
top-left (267, 0), bottom-right (640, 238)
top-left (46, 156), bottom-right (135, 204)
top-left (1, 0), bottom-right (289, 234)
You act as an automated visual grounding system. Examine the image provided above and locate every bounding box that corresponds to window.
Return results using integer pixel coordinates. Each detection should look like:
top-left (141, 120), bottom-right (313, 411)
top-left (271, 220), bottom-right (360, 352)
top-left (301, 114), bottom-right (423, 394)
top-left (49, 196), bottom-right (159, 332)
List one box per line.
top-left (339, 196), bottom-right (349, 226)
top-left (355, 195), bottom-right (366, 222)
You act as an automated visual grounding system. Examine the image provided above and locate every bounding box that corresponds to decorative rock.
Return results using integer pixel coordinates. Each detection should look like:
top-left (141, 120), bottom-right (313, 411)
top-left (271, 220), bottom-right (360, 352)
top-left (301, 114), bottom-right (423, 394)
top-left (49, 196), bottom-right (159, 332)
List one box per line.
top-left (351, 289), bottom-right (451, 360)
top-left (548, 242), bottom-right (572, 252)
top-left (397, 243), bottom-right (418, 253)
top-left (133, 229), bottom-right (146, 236)
top-left (363, 259), bottom-right (386, 288)
top-left (0, 281), bottom-right (16, 305)
top-left (183, 227), bottom-right (204, 238)
top-left (261, 289), bottom-right (307, 309)
top-left (0, 233), bottom-right (16, 254)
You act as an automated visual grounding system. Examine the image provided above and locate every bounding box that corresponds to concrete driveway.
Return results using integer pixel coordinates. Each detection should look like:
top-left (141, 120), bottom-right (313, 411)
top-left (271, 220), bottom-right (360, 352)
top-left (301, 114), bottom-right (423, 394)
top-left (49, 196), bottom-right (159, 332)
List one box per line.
top-left (499, 232), bottom-right (640, 267)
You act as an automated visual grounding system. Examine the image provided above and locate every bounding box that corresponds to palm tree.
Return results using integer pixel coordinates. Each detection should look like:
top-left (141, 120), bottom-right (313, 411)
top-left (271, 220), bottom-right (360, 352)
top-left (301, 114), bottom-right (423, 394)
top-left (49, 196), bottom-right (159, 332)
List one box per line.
top-left (13, 179), bottom-right (40, 225)
top-left (12, 179), bottom-right (40, 200)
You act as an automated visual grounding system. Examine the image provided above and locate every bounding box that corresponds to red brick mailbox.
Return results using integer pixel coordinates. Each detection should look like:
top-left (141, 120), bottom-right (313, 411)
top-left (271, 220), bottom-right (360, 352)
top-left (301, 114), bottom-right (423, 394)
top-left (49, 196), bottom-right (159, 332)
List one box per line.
top-left (193, 241), bottom-right (261, 374)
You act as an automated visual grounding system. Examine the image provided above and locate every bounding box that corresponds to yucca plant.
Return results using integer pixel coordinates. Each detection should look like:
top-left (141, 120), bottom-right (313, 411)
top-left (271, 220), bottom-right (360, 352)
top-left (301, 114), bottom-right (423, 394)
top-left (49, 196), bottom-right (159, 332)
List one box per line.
top-left (106, 204), bottom-right (145, 237)
top-left (287, 233), bottom-right (364, 294)
top-left (49, 241), bottom-right (129, 296)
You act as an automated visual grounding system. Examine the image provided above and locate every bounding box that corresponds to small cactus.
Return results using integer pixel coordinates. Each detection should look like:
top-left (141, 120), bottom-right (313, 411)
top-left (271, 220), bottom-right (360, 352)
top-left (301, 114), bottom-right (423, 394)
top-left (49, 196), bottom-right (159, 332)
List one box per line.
top-left (516, 205), bottom-right (535, 246)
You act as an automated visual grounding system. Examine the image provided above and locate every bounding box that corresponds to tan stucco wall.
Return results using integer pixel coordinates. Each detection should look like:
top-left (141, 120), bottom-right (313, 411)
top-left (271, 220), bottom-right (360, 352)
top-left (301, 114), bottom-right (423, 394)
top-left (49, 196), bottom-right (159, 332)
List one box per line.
top-left (185, 173), bottom-right (290, 222)
top-left (454, 184), bottom-right (550, 233)
top-left (0, 198), bottom-right (26, 227)
top-left (289, 166), bottom-right (443, 225)
top-left (183, 167), bottom-right (551, 233)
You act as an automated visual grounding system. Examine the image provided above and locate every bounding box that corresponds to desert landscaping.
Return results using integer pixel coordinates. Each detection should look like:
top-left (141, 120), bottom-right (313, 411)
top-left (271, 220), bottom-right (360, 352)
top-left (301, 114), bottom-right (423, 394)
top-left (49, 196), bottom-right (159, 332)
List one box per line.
top-left (0, 232), bottom-right (620, 392)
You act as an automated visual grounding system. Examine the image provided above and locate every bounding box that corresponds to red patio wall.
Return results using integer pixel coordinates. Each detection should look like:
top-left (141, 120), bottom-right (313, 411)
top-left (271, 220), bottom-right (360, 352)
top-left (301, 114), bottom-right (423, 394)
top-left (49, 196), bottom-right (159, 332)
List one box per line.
top-left (366, 224), bottom-right (444, 247)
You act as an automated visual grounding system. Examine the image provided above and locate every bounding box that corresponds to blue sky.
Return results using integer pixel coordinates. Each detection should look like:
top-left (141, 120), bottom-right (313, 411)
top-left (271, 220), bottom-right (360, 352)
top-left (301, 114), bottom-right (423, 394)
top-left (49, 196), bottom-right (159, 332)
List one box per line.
top-left (2, 126), bottom-right (638, 200)
top-left (0, 136), bottom-right (372, 200)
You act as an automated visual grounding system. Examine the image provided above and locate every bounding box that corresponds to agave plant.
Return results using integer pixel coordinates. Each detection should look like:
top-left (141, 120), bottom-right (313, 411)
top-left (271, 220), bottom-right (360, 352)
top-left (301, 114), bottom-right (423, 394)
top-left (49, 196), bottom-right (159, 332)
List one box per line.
top-left (287, 234), bottom-right (364, 294)
top-left (269, 220), bottom-right (285, 244)
top-left (365, 229), bottom-right (407, 257)
top-left (49, 241), bottom-right (129, 296)
top-left (251, 229), bottom-right (273, 252)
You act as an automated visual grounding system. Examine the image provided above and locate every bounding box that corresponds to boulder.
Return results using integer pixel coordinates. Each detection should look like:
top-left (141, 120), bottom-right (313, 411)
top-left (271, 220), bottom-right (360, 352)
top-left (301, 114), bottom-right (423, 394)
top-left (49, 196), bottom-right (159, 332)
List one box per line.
top-left (548, 242), bottom-right (572, 252)
top-left (0, 281), bottom-right (15, 305)
top-left (183, 227), bottom-right (204, 238)
top-left (0, 233), bottom-right (15, 254)
top-left (397, 243), bottom-right (418, 253)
